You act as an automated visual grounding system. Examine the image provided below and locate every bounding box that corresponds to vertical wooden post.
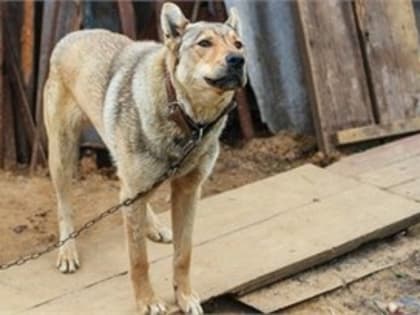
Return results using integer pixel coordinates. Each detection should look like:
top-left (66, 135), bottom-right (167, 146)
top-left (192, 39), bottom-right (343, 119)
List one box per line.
top-left (4, 30), bottom-right (37, 149)
top-left (30, 1), bottom-right (59, 172)
top-left (296, 0), bottom-right (374, 154)
top-left (354, 0), bottom-right (420, 124)
top-left (30, 0), bottom-right (82, 172)
top-left (191, 0), bottom-right (202, 22)
top-left (155, 0), bottom-right (166, 41)
top-left (0, 3), bottom-right (4, 167)
top-left (54, 0), bottom-right (82, 42)
top-left (3, 74), bottom-right (17, 170)
top-left (20, 0), bottom-right (35, 109)
top-left (1, 2), bottom-right (17, 169)
top-left (215, 1), bottom-right (255, 141)
top-left (236, 89), bottom-right (255, 140)
top-left (118, 0), bottom-right (136, 39)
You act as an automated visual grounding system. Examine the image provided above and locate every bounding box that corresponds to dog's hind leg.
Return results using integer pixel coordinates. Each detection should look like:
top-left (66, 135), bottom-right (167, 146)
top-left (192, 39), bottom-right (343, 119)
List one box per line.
top-left (44, 70), bottom-right (84, 273)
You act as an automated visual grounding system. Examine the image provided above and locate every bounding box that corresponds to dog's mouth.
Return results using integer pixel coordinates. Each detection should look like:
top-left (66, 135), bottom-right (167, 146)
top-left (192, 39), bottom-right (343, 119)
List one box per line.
top-left (205, 71), bottom-right (244, 91)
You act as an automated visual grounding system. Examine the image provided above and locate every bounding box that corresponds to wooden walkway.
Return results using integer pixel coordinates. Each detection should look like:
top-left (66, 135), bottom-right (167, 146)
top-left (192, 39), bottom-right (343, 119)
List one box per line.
top-left (2, 135), bottom-right (420, 314)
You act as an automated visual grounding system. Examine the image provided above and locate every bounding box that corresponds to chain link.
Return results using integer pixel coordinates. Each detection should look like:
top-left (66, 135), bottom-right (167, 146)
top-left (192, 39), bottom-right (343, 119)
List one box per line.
top-left (0, 160), bottom-right (176, 270)
top-left (0, 101), bottom-right (236, 271)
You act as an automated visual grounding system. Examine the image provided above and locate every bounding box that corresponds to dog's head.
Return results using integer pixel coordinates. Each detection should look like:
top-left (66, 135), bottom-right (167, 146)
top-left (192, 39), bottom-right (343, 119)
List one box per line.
top-left (161, 3), bottom-right (247, 93)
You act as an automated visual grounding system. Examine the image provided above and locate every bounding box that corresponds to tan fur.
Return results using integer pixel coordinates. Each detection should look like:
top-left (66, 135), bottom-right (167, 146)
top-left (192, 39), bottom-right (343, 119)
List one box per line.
top-left (44, 3), bottom-right (245, 315)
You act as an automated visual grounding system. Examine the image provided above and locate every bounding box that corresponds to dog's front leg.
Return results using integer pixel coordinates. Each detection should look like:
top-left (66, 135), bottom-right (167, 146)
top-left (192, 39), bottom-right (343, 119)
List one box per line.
top-left (121, 185), bottom-right (166, 315)
top-left (171, 169), bottom-right (205, 315)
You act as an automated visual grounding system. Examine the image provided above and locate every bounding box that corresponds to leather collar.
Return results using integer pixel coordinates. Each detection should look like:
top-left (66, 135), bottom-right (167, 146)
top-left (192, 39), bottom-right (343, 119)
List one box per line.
top-left (165, 69), bottom-right (236, 142)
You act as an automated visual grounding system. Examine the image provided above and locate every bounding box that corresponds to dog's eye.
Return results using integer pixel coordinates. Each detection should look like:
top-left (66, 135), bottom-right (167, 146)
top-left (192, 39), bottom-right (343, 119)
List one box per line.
top-left (198, 39), bottom-right (212, 48)
top-left (234, 41), bottom-right (243, 49)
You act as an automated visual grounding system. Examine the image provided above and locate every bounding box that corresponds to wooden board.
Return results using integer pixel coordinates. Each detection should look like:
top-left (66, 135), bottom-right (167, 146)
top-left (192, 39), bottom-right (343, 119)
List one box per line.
top-left (0, 2), bottom-right (4, 167)
top-left (31, 1), bottom-right (82, 170)
top-left (118, 0), bottom-right (136, 39)
top-left (22, 184), bottom-right (420, 314)
top-left (390, 178), bottom-right (420, 202)
top-left (20, 0), bottom-right (35, 108)
top-left (4, 167), bottom-right (419, 314)
top-left (354, 0), bottom-right (420, 124)
top-left (357, 155), bottom-right (420, 189)
top-left (329, 133), bottom-right (420, 177)
top-left (237, 235), bottom-right (417, 313)
top-left (0, 165), bottom-right (358, 313)
top-left (296, 0), bottom-right (374, 153)
top-left (336, 116), bottom-right (420, 145)
top-left (2, 74), bottom-right (16, 170)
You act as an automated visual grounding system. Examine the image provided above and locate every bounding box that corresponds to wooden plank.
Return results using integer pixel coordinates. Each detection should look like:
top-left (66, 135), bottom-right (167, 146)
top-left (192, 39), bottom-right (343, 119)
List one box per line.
top-left (237, 235), bottom-right (417, 313)
top-left (296, 0), bottom-right (374, 154)
top-left (3, 0), bottom-right (30, 164)
top-left (0, 2), bottom-right (4, 167)
top-left (2, 74), bottom-right (17, 170)
top-left (19, 183), bottom-right (420, 315)
top-left (31, 0), bottom-right (82, 171)
top-left (336, 116), bottom-right (420, 145)
top-left (0, 283), bottom-right (41, 314)
top-left (235, 89), bottom-right (254, 141)
top-left (20, 0), bottom-right (35, 109)
top-left (328, 133), bottom-right (420, 177)
top-left (354, 0), bottom-right (420, 124)
top-left (390, 178), bottom-right (420, 202)
top-left (3, 25), bottom-right (37, 148)
top-left (357, 155), bottom-right (420, 188)
top-left (0, 165), bottom-right (358, 312)
top-left (30, 1), bottom-right (59, 171)
top-left (191, 0), bottom-right (202, 22)
top-left (54, 0), bottom-right (82, 42)
top-left (118, 0), bottom-right (136, 39)
top-left (155, 0), bottom-right (165, 41)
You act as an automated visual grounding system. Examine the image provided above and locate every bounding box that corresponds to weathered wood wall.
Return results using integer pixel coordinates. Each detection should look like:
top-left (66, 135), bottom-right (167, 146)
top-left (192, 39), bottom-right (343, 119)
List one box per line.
top-left (355, 0), bottom-right (420, 124)
top-left (297, 0), bottom-right (375, 153)
top-left (297, 0), bottom-right (420, 153)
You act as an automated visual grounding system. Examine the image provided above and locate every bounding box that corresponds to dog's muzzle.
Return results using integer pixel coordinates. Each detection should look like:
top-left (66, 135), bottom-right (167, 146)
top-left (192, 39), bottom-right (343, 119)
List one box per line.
top-left (205, 53), bottom-right (246, 90)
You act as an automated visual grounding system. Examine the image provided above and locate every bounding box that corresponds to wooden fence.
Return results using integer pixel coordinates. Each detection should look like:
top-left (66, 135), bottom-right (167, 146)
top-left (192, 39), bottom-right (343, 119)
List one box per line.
top-left (297, 0), bottom-right (420, 153)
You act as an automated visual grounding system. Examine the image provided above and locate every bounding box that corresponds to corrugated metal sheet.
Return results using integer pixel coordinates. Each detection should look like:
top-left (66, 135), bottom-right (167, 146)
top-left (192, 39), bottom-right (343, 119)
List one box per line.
top-left (224, 0), bottom-right (313, 134)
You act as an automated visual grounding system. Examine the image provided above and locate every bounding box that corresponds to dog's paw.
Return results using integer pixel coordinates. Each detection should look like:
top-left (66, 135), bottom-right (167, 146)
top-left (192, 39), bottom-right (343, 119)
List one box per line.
top-left (176, 290), bottom-right (203, 315)
top-left (147, 224), bottom-right (173, 244)
top-left (146, 204), bottom-right (172, 244)
top-left (137, 297), bottom-right (167, 315)
top-left (56, 240), bottom-right (80, 273)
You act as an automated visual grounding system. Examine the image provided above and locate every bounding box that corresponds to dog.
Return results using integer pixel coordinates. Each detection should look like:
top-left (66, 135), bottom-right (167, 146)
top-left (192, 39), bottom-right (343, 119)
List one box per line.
top-left (43, 2), bottom-right (246, 314)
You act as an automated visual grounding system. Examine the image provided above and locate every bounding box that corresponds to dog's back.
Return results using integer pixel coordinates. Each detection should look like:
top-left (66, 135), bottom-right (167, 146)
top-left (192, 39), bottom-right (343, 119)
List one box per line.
top-left (47, 30), bottom-right (131, 130)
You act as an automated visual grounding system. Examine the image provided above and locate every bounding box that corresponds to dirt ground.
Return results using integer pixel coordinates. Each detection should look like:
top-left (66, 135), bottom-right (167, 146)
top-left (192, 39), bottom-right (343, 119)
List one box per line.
top-left (285, 246), bottom-right (420, 315)
top-left (1, 132), bottom-right (419, 314)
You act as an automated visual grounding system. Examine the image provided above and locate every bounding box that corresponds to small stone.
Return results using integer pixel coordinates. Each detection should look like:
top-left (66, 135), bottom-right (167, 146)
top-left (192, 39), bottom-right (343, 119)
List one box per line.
top-left (13, 224), bottom-right (28, 234)
top-left (386, 302), bottom-right (402, 314)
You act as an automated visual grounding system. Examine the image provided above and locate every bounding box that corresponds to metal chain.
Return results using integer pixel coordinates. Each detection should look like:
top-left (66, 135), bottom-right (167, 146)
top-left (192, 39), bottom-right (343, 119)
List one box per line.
top-left (0, 184), bottom-right (153, 270)
top-left (0, 101), bottom-right (236, 271)
top-left (0, 146), bottom-right (183, 270)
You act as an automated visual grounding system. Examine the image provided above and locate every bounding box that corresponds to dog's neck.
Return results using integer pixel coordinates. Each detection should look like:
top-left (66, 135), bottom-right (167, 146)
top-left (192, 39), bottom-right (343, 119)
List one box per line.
top-left (164, 54), bottom-right (235, 126)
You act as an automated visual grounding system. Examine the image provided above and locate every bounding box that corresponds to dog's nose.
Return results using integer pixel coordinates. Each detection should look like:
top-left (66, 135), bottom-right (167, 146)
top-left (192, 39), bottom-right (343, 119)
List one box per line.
top-left (226, 54), bottom-right (245, 68)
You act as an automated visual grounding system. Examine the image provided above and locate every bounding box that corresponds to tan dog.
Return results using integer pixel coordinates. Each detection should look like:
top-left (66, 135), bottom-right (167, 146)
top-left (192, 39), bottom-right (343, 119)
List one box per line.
top-left (44, 3), bottom-right (246, 314)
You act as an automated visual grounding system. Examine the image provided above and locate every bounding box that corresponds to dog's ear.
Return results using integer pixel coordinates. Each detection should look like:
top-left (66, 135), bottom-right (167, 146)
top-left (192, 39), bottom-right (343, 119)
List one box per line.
top-left (225, 7), bottom-right (241, 33)
top-left (161, 2), bottom-right (189, 41)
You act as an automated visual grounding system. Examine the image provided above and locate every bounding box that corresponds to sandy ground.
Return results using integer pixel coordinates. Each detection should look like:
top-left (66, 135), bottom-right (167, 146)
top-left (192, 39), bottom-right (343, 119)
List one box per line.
top-left (2, 132), bottom-right (418, 314)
